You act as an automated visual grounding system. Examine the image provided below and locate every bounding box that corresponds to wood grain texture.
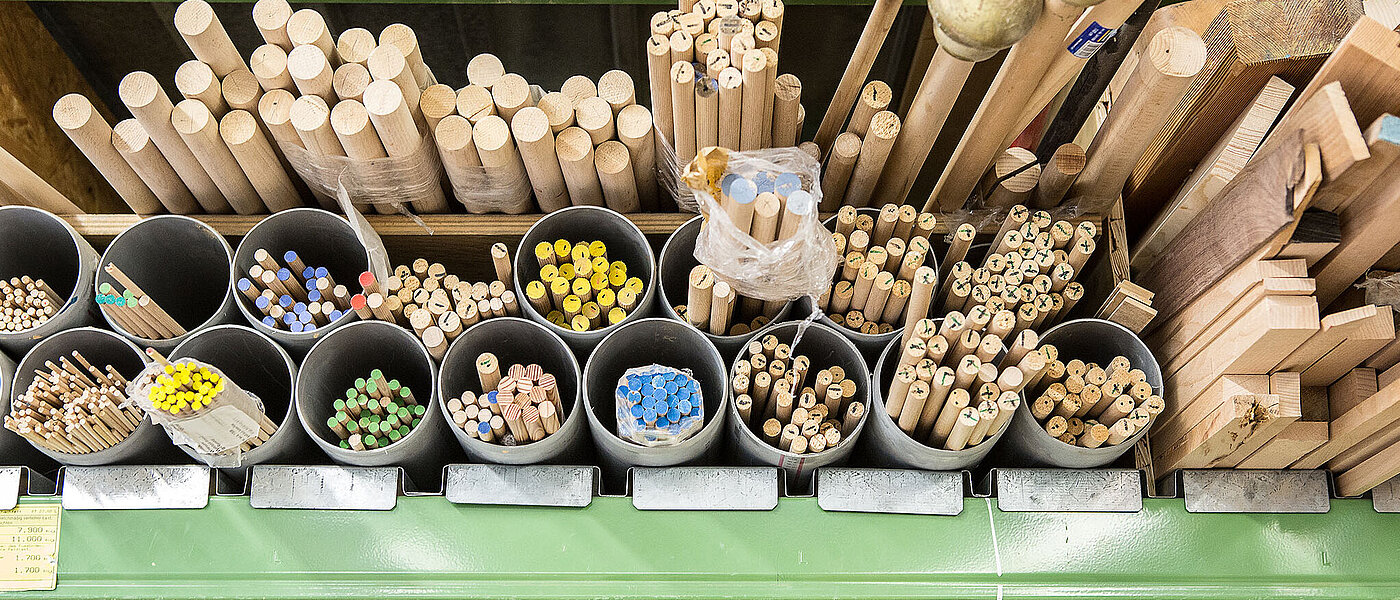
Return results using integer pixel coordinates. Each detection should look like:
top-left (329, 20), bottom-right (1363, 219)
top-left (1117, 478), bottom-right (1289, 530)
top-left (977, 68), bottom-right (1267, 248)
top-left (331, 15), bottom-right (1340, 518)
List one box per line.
top-left (0, 3), bottom-right (124, 213)
top-left (1162, 294), bottom-right (1319, 409)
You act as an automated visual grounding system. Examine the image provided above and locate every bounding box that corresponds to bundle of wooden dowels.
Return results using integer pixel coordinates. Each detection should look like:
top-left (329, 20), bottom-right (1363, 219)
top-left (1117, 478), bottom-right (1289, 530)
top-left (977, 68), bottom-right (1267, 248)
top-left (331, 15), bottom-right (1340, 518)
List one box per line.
top-left (884, 318), bottom-right (1033, 451)
top-left (238, 248), bottom-right (351, 332)
top-left (936, 204), bottom-right (1095, 338)
top-left (448, 354), bottom-right (565, 445)
top-left (1028, 354), bottom-right (1162, 449)
top-left (677, 265), bottom-right (772, 337)
top-left (3, 351), bottom-right (143, 455)
top-left (647, 0), bottom-right (803, 167)
top-left (97, 263), bottom-right (187, 340)
top-left (353, 245), bottom-right (521, 361)
top-left (820, 80), bottom-right (910, 210)
top-left (436, 53), bottom-right (660, 214)
top-left (524, 239), bottom-right (644, 332)
top-left (733, 334), bottom-right (862, 454)
top-left (0, 277), bottom-right (63, 332)
top-left (820, 204), bottom-right (939, 336)
top-left (141, 349), bottom-right (278, 453)
top-left (326, 368), bottom-right (425, 450)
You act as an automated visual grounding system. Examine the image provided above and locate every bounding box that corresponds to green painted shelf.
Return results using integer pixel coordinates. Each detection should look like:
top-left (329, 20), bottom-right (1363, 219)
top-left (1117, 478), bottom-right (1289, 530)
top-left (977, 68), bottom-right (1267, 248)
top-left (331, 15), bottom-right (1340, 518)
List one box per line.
top-left (28, 495), bottom-right (1400, 599)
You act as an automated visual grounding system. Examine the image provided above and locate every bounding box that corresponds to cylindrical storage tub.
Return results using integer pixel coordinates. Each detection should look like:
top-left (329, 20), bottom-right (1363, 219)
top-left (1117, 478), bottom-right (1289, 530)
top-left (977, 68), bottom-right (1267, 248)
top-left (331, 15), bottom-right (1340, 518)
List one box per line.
top-left (97, 215), bottom-right (239, 353)
top-left (437, 317), bottom-right (587, 465)
top-left (513, 206), bottom-right (657, 357)
top-left (295, 320), bottom-right (451, 489)
top-left (583, 318), bottom-right (729, 489)
top-left (657, 216), bottom-right (794, 360)
top-left (11, 327), bottom-right (176, 465)
top-left (171, 325), bottom-right (315, 477)
top-left (993, 318), bottom-right (1162, 468)
top-left (233, 209), bottom-right (369, 356)
top-left (0, 348), bottom-right (50, 470)
top-left (864, 333), bottom-right (1010, 471)
top-left (0, 206), bottom-right (99, 355)
top-left (726, 321), bottom-right (870, 491)
top-left (813, 208), bottom-right (940, 363)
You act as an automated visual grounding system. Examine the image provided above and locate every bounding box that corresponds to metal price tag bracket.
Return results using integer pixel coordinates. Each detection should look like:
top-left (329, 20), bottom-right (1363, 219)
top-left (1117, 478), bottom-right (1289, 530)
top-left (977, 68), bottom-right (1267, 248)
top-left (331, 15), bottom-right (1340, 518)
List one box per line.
top-left (816, 467), bottom-right (965, 515)
top-left (61, 465), bottom-right (212, 510)
top-left (631, 466), bottom-right (779, 510)
top-left (1181, 469), bottom-right (1330, 513)
top-left (445, 464), bottom-right (597, 507)
top-left (249, 465), bottom-right (399, 510)
top-left (989, 468), bottom-right (1143, 512)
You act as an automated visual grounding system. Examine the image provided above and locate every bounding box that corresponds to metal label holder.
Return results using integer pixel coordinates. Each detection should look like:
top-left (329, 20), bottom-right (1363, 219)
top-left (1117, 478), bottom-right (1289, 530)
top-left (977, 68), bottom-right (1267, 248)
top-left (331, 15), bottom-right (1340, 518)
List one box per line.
top-left (987, 468), bottom-right (1143, 512)
top-left (60, 465), bottom-right (212, 510)
top-left (248, 465), bottom-right (400, 510)
top-left (444, 464), bottom-right (598, 507)
top-left (1372, 475), bottom-right (1400, 513)
top-left (631, 466), bottom-right (779, 510)
top-left (815, 468), bottom-right (965, 515)
top-left (1181, 469), bottom-right (1330, 513)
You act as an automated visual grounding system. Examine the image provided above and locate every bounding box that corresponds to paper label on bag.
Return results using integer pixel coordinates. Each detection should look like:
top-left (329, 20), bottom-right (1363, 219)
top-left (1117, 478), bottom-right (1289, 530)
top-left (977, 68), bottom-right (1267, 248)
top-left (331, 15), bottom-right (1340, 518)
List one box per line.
top-left (165, 406), bottom-right (260, 455)
top-left (0, 504), bottom-right (59, 591)
top-left (1067, 22), bottom-right (1116, 59)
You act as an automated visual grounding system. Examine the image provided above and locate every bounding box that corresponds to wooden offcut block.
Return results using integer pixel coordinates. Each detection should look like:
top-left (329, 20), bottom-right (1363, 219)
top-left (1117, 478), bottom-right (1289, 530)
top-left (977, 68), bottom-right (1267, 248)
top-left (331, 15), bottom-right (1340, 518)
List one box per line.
top-left (1236, 385), bottom-right (1330, 468)
top-left (1294, 362), bottom-right (1400, 468)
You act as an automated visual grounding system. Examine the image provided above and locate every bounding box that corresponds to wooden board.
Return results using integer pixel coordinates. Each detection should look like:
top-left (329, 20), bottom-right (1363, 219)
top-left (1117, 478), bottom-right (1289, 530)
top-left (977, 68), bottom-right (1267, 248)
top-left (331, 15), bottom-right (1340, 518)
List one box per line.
top-left (1157, 275), bottom-right (1315, 376)
top-left (1309, 115), bottom-right (1400, 213)
top-left (1236, 385), bottom-right (1330, 468)
top-left (1143, 256), bottom-right (1305, 342)
top-left (1313, 151), bottom-right (1400, 305)
top-left (1151, 373), bottom-right (1271, 449)
top-left (1276, 209), bottom-right (1342, 266)
top-left (1163, 295), bottom-right (1319, 408)
top-left (1336, 434), bottom-right (1400, 495)
top-left (1329, 367), bottom-right (1380, 416)
top-left (1129, 76), bottom-right (1294, 271)
top-left (1154, 393), bottom-right (1280, 474)
top-left (1215, 372), bottom-right (1302, 466)
top-left (1105, 296), bottom-right (1157, 333)
top-left (1276, 304), bottom-right (1396, 385)
top-left (1294, 361), bottom-right (1400, 468)
top-left (1123, 0), bottom-right (1356, 236)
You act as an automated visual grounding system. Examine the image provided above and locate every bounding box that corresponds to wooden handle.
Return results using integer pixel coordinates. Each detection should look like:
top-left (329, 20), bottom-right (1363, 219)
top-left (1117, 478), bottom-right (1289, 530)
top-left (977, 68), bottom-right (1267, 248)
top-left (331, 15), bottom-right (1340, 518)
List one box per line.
top-left (811, 0), bottom-right (902, 153)
top-left (844, 110), bottom-right (900, 207)
top-left (174, 0), bottom-right (248, 77)
top-left (175, 60), bottom-right (228, 117)
top-left (511, 107), bottom-right (572, 212)
top-left (111, 119), bottom-right (200, 214)
top-left (617, 104), bottom-right (659, 211)
top-left (119, 71), bottom-right (231, 213)
top-left (1032, 143), bottom-right (1084, 208)
top-left (220, 109), bottom-right (303, 212)
top-left (250, 44), bottom-right (295, 92)
top-left (595, 140), bottom-right (641, 213)
top-left (875, 47), bottom-right (975, 208)
top-left (555, 126), bottom-right (606, 207)
top-left (53, 94), bottom-right (163, 215)
top-left (170, 98), bottom-right (267, 214)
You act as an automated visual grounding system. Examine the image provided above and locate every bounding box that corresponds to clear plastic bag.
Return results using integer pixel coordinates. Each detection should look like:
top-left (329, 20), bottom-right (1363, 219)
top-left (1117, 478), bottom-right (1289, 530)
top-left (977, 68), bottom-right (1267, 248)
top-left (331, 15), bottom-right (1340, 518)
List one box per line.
top-left (615, 365), bottom-right (703, 447)
top-left (125, 359), bottom-right (268, 467)
top-left (682, 146), bottom-right (839, 303)
top-left (283, 136), bottom-right (449, 215)
top-left (440, 151), bottom-right (534, 214)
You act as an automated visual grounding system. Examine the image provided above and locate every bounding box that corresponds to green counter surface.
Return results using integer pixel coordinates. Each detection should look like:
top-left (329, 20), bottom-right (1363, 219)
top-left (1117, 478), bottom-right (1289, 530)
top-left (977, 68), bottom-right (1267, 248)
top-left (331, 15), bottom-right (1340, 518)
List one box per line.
top-left (25, 495), bottom-right (1399, 599)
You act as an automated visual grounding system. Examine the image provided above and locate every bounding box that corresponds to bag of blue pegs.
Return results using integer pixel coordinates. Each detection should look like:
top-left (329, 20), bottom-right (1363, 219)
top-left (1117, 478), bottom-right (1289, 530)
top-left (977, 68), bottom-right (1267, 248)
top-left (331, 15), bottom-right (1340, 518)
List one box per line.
top-left (615, 365), bottom-right (704, 446)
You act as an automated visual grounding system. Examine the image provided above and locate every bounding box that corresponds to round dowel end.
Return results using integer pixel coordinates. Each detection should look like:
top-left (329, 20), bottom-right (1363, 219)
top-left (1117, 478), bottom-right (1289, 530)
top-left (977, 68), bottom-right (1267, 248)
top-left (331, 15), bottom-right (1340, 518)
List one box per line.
top-left (336, 28), bottom-right (377, 66)
top-left (252, 0), bottom-right (292, 35)
top-left (52, 93), bottom-right (97, 130)
top-left (598, 69), bottom-right (635, 109)
top-left (367, 44), bottom-right (409, 82)
top-left (288, 95), bottom-right (332, 134)
top-left (329, 100), bottom-right (373, 138)
top-left (467, 53), bottom-right (505, 89)
top-left (993, 147), bottom-right (1040, 193)
top-left (473, 115), bottom-right (512, 153)
top-left (420, 84), bottom-right (457, 123)
top-left (434, 115), bottom-right (474, 152)
top-left (555, 127), bottom-right (593, 162)
top-left (222, 70), bottom-right (262, 110)
top-left (1148, 26), bottom-right (1209, 78)
top-left (617, 104), bottom-right (653, 141)
top-left (218, 109), bottom-right (260, 145)
top-left (491, 74), bottom-right (531, 114)
top-left (173, 0), bottom-right (216, 36)
top-left (362, 80), bottom-right (406, 118)
top-left (455, 85), bottom-right (495, 122)
top-left (286, 9), bottom-right (330, 48)
top-left (117, 71), bottom-right (162, 109)
top-left (561, 75), bottom-right (598, 107)
top-left (175, 60), bottom-right (218, 100)
top-left (287, 44), bottom-right (331, 83)
top-left (333, 63), bottom-right (372, 101)
top-left (868, 110), bottom-right (901, 141)
top-left (169, 98), bottom-right (214, 135)
top-left (112, 119), bottom-right (152, 153)
top-left (250, 44), bottom-right (289, 81)
top-left (537, 92), bottom-right (575, 132)
top-left (258, 89), bottom-right (296, 127)
top-left (833, 131), bottom-right (862, 158)
top-left (595, 140), bottom-right (631, 176)
top-left (510, 106), bottom-right (552, 144)
top-left (379, 23), bottom-right (420, 58)
top-left (774, 73), bottom-right (801, 101)
top-left (1050, 143), bottom-right (1086, 175)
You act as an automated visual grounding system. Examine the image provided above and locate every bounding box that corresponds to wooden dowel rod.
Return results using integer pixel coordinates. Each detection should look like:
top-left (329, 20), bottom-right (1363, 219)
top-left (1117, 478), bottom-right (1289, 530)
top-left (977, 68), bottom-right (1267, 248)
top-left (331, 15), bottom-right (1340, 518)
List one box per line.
top-left (171, 99), bottom-right (267, 214)
top-left (843, 110), bottom-right (899, 208)
top-left (472, 115), bottom-right (532, 214)
top-left (434, 113), bottom-right (482, 200)
top-left (380, 23), bottom-right (435, 86)
top-left (874, 47), bottom-right (976, 208)
top-left (696, 75), bottom-right (720, 151)
top-left (596, 140), bottom-right (641, 213)
top-left (760, 47), bottom-right (779, 147)
top-left (738, 49), bottom-right (768, 150)
top-left (420, 84), bottom-right (457, 132)
top-left (466, 53), bottom-right (505, 90)
top-left (984, 147), bottom-right (1040, 208)
top-left (250, 44), bottom-right (295, 92)
top-left (717, 66), bottom-right (743, 150)
top-left (175, 60), bottom-right (228, 117)
top-left (847, 80), bottom-right (891, 137)
top-left (119, 71), bottom-right (231, 213)
top-left (0, 146), bottom-right (84, 214)
top-left (556, 127), bottom-right (606, 208)
top-left (52, 94), bottom-right (163, 215)
top-left (646, 34), bottom-right (675, 142)
top-left (1032, 142), bottom-right (1084, 208)
top-left (811, 0), bottom-right (901, 153)
top-left (576, 97), bottom-right (616, 146)
top-left (772, 73), bottom-right (802, 148)
top-left (598, 69), bottom-right (636, 116)
top-left (671, 61), bottom-right (698, 165)
top-left (363, 80), bottom-right (450, 213)
top-left (538, 92), bottom-right (575, 134)
top-left (490, 74), bottom-right (533, 124)
top-left (174, 0), bottom-right (248, 77)
top-left (617, 104), bottom-right (660, 211)
top-left (252, 0), bottom-right (293, 49)
top-left (819, 132), bottom-right (861, 211)
top-left (290, 95), bottom-right (346, 156)
top-left (111, 119), bottom-right (200, 214)
top-left (287, 8), bottom-right (337, 65)
top-left (288, 44), bottom-right (337, 103)
top-left (367, 45), bottom-right (424, 125)
top-left (511, 107), bottom-right (572, 213)
top-left (221, 110), bottom-right (303, 213)
top-left (335, 28), bottom-right (376, 67)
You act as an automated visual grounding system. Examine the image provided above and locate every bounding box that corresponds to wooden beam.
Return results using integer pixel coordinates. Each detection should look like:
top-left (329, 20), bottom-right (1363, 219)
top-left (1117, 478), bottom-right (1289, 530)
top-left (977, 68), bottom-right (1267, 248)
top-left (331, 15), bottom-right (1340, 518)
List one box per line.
top-left (1151, 373), bottom-right (1270, 450)
top-left (1276, 209), bottom-right (1342, 267)
top-left (1314, 152), bottom-right (1400, 305)
top-left (1336, 435), bottom-right (1400, 496)
top-left (1154, 393), bottom-right (1280, 475)
top-left (1294, 361), bottom-right (1400, 468)
top-left (1236, 385), bottom-right (1330, 469)
top-left (1302, 305), bottom-right (1396, 385)
top-left (1216, 372), bottom-right (1303, 467)
top-left (1310, 114), bottom-right (1400, 212)
top-left (1163, 295), bottom-right (1320, 408)
top-left (1158, 276), bottom-right (1315, 376)
top-left (1129, 76), bottom-right (1294, 271)
top-left (1330, 367), bottom-right (1380, 416)
top-left (1144, 256), bottom-right (1305, 339)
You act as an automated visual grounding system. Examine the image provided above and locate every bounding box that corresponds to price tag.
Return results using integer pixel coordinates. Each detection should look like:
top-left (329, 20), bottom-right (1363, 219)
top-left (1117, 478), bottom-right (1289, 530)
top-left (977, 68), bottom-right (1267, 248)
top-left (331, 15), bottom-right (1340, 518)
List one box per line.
top-left (632, 466), bottom-right (778, 510)
top-left (249, 465), bottom-right (398, 510)
top-left (0, 504), bottom-right (59, 591)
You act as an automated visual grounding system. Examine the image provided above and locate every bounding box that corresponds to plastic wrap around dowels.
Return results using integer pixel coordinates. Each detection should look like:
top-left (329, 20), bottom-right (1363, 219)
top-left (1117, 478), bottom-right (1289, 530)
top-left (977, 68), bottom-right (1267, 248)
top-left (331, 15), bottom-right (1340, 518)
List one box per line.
top-left (281, 135), bottom-right (445, 214)
top-left (683, 147), bottom-right (838, 303)
top-left (127, 358), bottom-right (266, 466)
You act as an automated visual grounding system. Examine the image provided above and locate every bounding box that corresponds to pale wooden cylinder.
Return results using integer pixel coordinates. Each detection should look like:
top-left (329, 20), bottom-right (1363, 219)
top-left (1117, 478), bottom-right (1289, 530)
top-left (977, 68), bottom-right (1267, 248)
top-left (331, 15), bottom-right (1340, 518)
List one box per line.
top-left (170, 98), bottom-right (267, 214)
top-left (287, 44), bottom-right (336, 103)
top-left (760, 47), bottom-right (778, 147)
top-left (174, 0), bottom-right (248, 77)
top-left (333, 63), bottom-right (372, 103)
top-left (717, 66), bottom-right (742, 150)
top-left (738, 49), bottom-right (767, 150)
top-left (467, 53), bottom-right (506, 89)
top-left (511, 106), bottom-right (572, 212)
top-left (771, 73), bottom-right (801, 148)
top-left (695, 75), bottom-right (720, 151)
top-left (175, 60), bottom-right (228, 116)
top-left (576, 96), bottom-right (616, 146)
top-left (598, 69), bottom-right (636, 116)
top-left (617, 104), bottom-right (659, 212)
top-left (562, 76), bottom-right (599, 108)
top-left (646, 34), bottom-right (675, 142)
top-left (555, 127), bottom-right (606, 208)
top-left (380, 23), bottom-right (435, 86)
top-left (420, 84), bottom-right (458, 131)
top-left (290, 95), bottom-right (346, 156)
top-left (252, 0), bottom-right (293, 49)
top-left (847, 80), bottom-right (891, 137)
top-left (595, 140), bottom-right (640, 213)
top-left (0, 146), bottom-right (84, 214)
top-left (364, 80), bottom-right (450, 213)
top-left (537, 92), bottom-right (575, 133)
top-left (52, 94), bottom-right (163, 215)
top-left (873, 47), bottom-right (974, 208)
top-left (330, 100), bottom-right (387, 160)
top-left (456, 85), bottom-right (496, 124)
top-left (473, 115), bottom-right (533, 214)
top-left (112, 119), bottom-right (200, 214)
top-left (844, 110), bottom-right (899, 208)
top-left (670, 61), bottom-right (698, 164)
top-left (491, 74), bottom-right (533, 124)
top-left (119, 71), bottom-right (231, 213)
top-left (221, 109), bottom-right (303, 212)
top-left (287, 9), bottom-right (337, 64)
top-left (819, 131), bottom-right (861, 211)
top-left (221, 69), bottom-right (262, 112)
top-left (335, 28), bottom-right (377, 67)
top-left (258, 89), bottom-right (303, 150)
top-left (368, 45), bottom-right (424, 124)
top-left (434, 115), bottom-right (483, 209)
top-left (1033, 142), bottom-right (1084, 209)
top-left (984, 147), bottom-right (1041, 208)
top-left (250, 44), bottom-right (295, 92)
